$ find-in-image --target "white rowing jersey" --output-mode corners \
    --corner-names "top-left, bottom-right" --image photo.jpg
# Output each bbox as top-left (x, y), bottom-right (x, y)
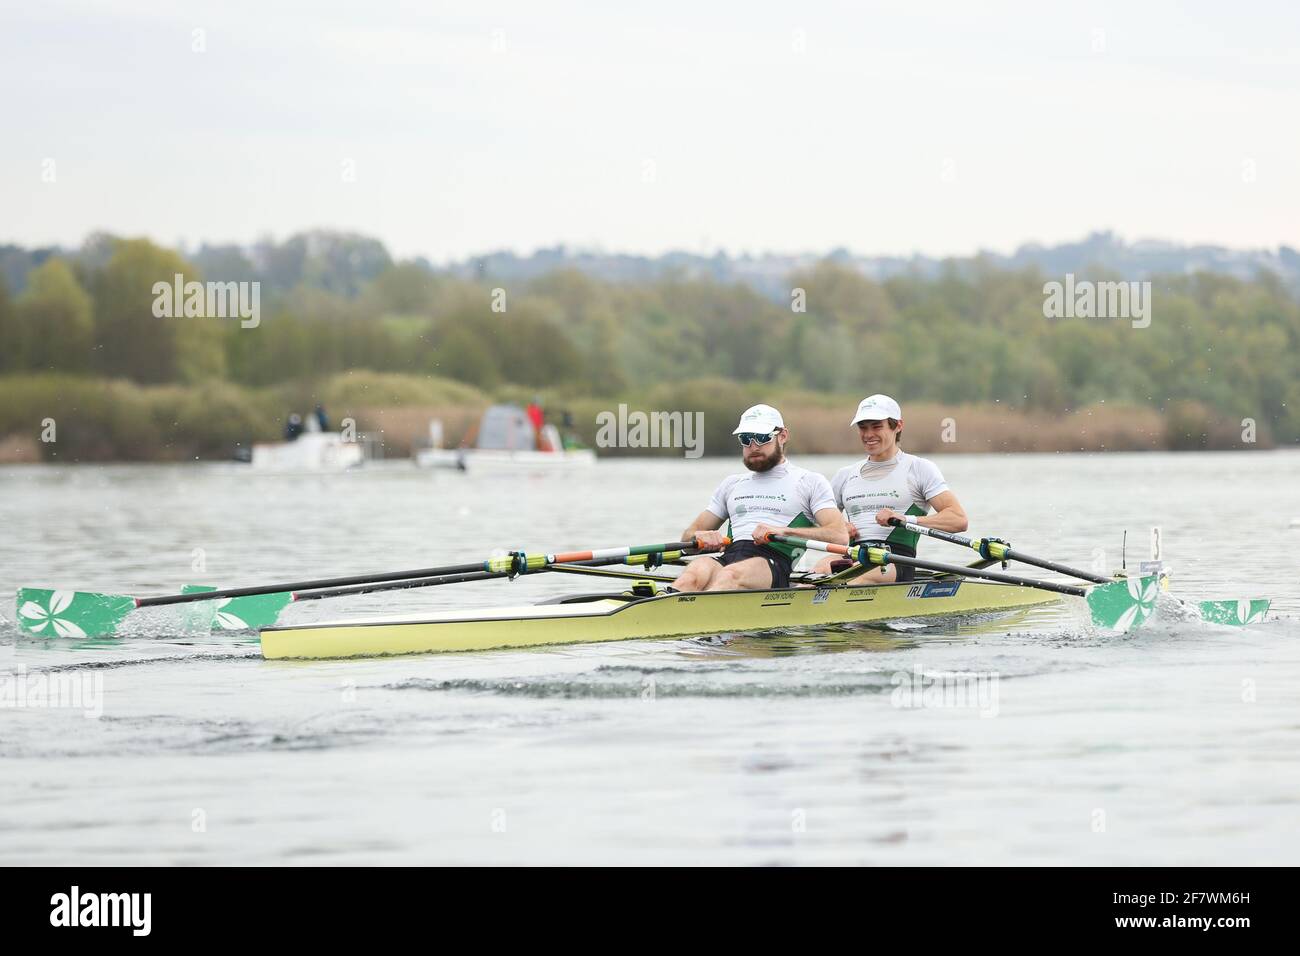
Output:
top-left (705, 461), bottom-right (837, 561)
top-left (830, 450), bottom-right (948, 549)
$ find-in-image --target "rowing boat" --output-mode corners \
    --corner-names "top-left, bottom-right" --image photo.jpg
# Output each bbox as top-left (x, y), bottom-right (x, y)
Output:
top-left (259, 576), bottom-right (1081, 659)
top-left (416, 405), bottom-right (596, 472)
top-left (16, 531), bottom-right (1270, 657)
top-left (249, 431), bottom-right (365, 472)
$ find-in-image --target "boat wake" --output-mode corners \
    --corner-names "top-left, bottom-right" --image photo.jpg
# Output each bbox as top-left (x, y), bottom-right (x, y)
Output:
top-left (382, 673), bottom-right (903, 699)
top-left (375, 647), bottom-right (1064, 699)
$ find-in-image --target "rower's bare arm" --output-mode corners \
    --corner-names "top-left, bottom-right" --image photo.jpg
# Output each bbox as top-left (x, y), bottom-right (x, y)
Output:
top-left (917, 491), bottom-right (968, 533)
top-left (756, 509), bottom-right (849, 546)
top-left (682, 510), bottom-right (725, 549)
top-left (813, 508), bottom-right (851, 544)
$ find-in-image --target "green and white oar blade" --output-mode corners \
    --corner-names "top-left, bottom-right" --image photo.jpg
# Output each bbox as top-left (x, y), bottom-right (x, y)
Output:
top-left (1085, 574), bottom-right (1162, 632)
top-left (1197, 598), bottom-right (1270, 627)
top-left (180, 585), bottom-right (292, 631)
top-left (15, 588), bottom-right (136, 638)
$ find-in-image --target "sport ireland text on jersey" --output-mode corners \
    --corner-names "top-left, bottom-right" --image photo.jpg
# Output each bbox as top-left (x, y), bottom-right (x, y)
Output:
top-left (705, 462), bottom-right (836, 559)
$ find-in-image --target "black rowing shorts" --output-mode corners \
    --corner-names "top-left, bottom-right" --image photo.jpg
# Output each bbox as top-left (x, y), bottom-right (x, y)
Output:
top-left (716, 540), bottom-right (793, 588)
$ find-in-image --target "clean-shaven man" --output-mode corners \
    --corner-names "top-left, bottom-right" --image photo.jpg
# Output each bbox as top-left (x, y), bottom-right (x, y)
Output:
top-left (816, 394), bottom-right (968, 584)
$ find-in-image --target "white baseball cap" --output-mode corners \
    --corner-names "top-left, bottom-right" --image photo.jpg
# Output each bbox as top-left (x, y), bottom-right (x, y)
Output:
top-left (732, 403), bottom-right (785, 435)
top-left (850, 394), bottom-right (902, 425)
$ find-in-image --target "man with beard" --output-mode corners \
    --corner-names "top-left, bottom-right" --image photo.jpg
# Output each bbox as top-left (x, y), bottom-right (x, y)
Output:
top-left (673, 404), bottom-right (847, 592)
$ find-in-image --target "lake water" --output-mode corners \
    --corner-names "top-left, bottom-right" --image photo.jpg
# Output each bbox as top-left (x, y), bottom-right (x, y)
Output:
top-left (2, 451), bottom-right (1297, 864)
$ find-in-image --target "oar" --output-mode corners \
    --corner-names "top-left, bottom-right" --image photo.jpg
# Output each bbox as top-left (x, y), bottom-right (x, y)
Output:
top-left (888, 520), bottom-right (1271, 625)
top-left (547, 565), bottom-right (679, 583)
top-left (294, 549), bottom-right (693, 601)
top-left (766, 534), bottom-right (1159, 632)
top-left (886, 518), bottom-right (1110, 583)
top-left (294, 570), bottom-right (506, 602)
top-left (14, 539), bottom-right (716, 638)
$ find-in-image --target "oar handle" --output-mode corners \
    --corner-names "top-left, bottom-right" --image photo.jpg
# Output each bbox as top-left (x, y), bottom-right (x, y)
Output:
top-left (886, 517), bottom-right (1010, 560)
top-left (767, 535), bottom-right (1087, 597)
top-left (886, 517), bottom-right (976, 549)
top-left (886, 518), bottom-right (1111, 585)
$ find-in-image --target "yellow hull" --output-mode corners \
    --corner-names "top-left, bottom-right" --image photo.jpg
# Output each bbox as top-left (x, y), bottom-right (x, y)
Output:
top-left (260, 579), bottom-right (1062, 660)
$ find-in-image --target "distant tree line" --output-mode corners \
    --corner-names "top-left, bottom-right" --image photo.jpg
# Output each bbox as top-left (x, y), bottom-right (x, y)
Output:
top-left (1, 233), bottom-right (1297, 442)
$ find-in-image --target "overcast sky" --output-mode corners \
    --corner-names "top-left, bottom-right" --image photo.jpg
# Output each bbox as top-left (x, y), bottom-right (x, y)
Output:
top-left (4, 0), bottom-right (1298, 262)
